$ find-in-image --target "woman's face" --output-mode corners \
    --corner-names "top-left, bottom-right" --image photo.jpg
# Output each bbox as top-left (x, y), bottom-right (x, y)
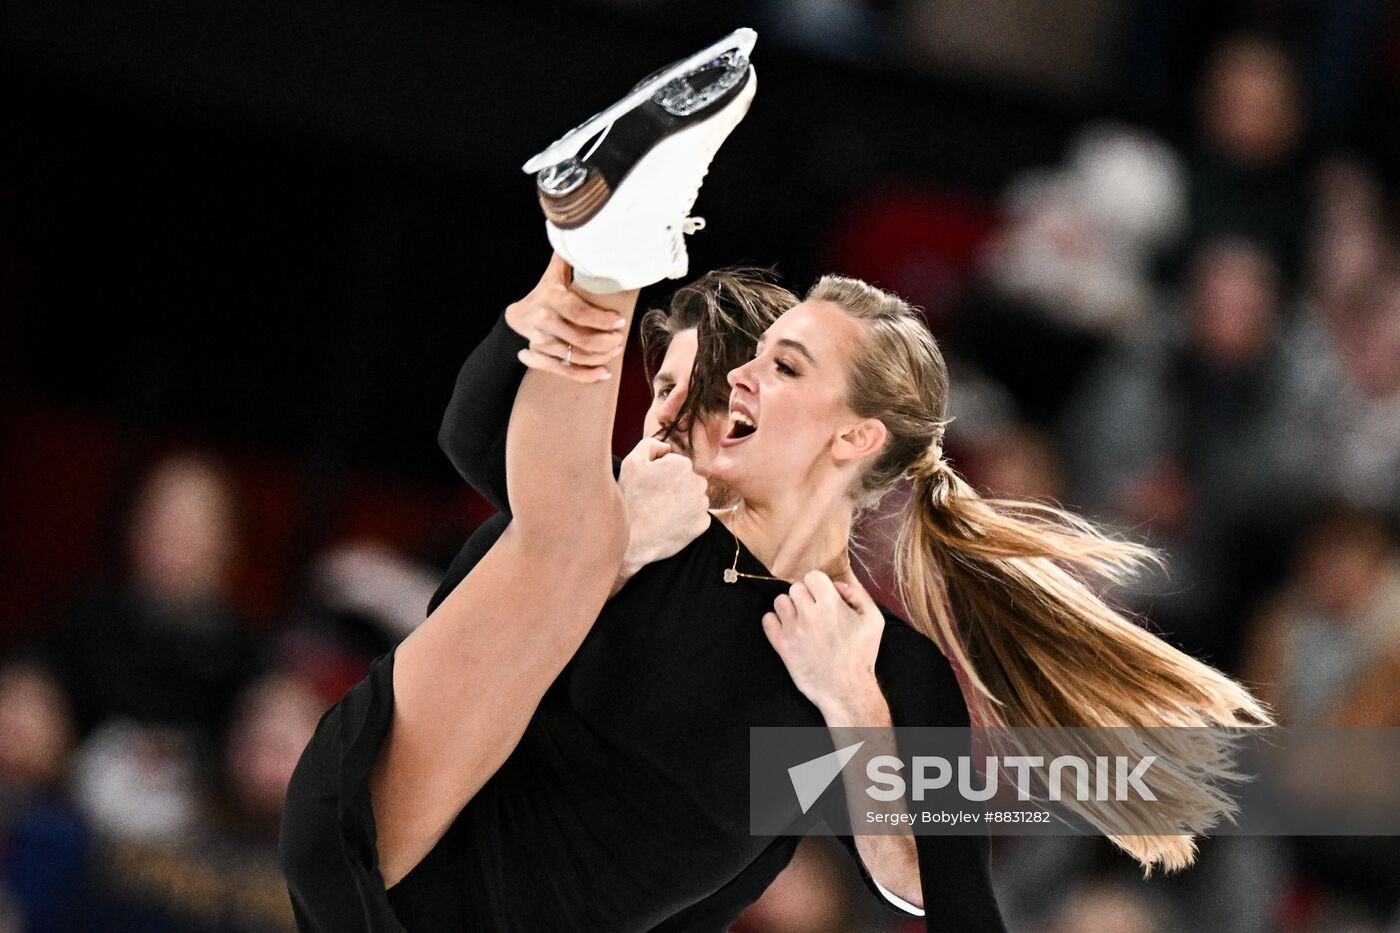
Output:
top-left (642, 328), bottom-right (728, 477)
top-left (708, 300), bottom-right (872, 496)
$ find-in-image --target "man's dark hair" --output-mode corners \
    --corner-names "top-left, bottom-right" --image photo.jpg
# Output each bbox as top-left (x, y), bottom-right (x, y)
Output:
top-left (639, 268), bottom-right (797, 444)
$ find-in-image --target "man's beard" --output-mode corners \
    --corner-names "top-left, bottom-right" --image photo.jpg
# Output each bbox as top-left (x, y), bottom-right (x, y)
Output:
top-left (656, 421), bottom-right (734, 507)
top-left (705, 478), bottom-right (737, 510)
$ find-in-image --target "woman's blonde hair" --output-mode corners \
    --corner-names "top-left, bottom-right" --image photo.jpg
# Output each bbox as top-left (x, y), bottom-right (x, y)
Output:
top-left (808, 274), bottom-right (1272, 874)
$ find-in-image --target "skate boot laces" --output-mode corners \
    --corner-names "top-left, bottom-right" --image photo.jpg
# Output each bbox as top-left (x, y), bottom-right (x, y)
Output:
top-left (671, 216), bottom-right (706, 265)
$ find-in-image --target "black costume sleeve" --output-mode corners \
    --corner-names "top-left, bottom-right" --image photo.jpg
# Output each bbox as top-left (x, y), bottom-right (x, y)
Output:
top-left (835, 620), bottom-right (1007, 932)
top-left (279, 649), bottom-right (406, 933)
top-left (438, 312), bottom-right (530, 515)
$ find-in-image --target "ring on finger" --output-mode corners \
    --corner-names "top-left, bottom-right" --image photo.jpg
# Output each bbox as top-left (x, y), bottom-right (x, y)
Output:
top-left (563, 343), bottom-right (573, 366)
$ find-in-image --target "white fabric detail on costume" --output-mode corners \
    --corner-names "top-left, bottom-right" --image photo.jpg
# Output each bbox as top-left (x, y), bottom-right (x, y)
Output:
top-left (872, 875), bottom-right (926, 917)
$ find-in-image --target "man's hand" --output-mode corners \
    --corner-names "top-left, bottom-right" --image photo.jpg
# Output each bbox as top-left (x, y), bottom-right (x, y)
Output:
top-left (762, 572), bottom-right (886, 718)
top-left (612, 438), bottom-right (711, 594)
top-left (508, 252), bottom-right (629, 383)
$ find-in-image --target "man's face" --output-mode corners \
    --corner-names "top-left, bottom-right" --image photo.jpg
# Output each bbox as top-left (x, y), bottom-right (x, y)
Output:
top-left (642, 328), bottom-right (727, 478)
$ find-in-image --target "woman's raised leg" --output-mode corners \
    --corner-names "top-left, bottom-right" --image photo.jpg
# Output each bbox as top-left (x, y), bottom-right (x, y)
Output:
top-left (370, 253), bottom-right (636, 886)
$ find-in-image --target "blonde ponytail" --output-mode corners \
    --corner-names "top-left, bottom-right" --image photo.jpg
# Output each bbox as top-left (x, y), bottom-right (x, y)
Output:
top-left (807, 274), bottom-right (1272, 874)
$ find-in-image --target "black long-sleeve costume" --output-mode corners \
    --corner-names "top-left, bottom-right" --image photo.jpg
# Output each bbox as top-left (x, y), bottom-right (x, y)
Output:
top-left (279, 313), bottom-right (1006, 932)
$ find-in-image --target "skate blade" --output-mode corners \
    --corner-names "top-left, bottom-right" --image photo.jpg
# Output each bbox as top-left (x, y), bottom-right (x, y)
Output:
top-left (521, 27), bottom-right (757, 175)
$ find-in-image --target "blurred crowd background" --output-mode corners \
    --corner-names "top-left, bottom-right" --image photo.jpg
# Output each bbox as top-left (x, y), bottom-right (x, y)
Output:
top-left (4, 0), bottom-right (1400, 930)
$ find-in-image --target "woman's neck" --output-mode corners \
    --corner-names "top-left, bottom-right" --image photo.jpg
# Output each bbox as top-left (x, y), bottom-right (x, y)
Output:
top-left (723, 492), bottom-right (856, 585)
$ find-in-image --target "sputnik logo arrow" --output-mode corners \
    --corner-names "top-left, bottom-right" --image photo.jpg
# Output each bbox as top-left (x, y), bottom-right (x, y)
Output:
top-left (788, 741), bottom-right (865, 814)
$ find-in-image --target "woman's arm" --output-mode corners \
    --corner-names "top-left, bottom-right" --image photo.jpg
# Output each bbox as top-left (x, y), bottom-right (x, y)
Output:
top-left (821, 683), bottom-right (924, 911)
top-left (762, 574), bottom-right (923, 907)
top-left (763, 573), bottom-right (1007, 931)
top-left (866, 622), bottom-right (1007, 932)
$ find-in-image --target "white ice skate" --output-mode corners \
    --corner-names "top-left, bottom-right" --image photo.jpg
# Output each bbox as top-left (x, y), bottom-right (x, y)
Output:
top-left (522, 28), bottom-right (758, 293)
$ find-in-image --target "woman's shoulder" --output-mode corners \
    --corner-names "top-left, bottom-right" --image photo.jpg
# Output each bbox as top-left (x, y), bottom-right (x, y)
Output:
top-left (871, 602), bottom-right (929, 645)
top-left (870, 602), bottom-right (970, 726)
top-left (872, 605), bottom-right (941, 662)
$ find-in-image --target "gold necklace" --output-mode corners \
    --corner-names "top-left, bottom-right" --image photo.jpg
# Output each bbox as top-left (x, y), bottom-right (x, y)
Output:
top-left (722, 505), bottom-right (786, 583)
top-left (720, 504), bottom-right (852, 585)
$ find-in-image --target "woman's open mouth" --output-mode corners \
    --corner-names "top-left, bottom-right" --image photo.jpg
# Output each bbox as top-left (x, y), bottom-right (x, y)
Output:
top-left (721, 406), bottom-right (757, 446)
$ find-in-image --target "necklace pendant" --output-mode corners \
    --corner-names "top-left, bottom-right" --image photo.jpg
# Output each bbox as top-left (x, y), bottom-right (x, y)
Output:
top-left (723, 568), bottom-right (739, 584)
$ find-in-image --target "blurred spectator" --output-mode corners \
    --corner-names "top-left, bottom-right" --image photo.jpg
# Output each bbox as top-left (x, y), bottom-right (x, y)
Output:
top-left (996, 832), bottom-right (1286, 933)
top-left (70, 720), bottom-right (201, 843)
top-left (1116, 0), bottom-right (1387, 148)
top-left (1243, 507), bottom-right (1400, 727)
top-left (274, 539), bottom-right (441, 708)
top-left (1241, 508), bottom-right (1400, 926)
top-left (1182, 35), bottom-right (1309, 279)
top-left (70, 671), bottom-right (321, 932)
top-left (1276, 262), bottom-right (1400, 521)
top-left (309, 540), bottom-right (440, 646)
top-left (0, 660), bottom-right (76, 791)
top-left (982, 122), bottom-right (1186, 337)
top-left (43, 453), bottom-right (257, 742)
top-left (900, 0), bottom-right (1121, 101)
top-left (0, 659), bottom-right (90, 932)
top-left (1304, 158), bottom-right (1386, 318)
top-left (1060, 237), bottom-right (1295, 668)
top-left (973, 425), bottom-right (1065, 504)
top-left (969, 122), bottom-right (1186, 425)
top-left (1200, 36), bottom-right (1303, 169)
top-left (218, 670), bottom-right (325, 839)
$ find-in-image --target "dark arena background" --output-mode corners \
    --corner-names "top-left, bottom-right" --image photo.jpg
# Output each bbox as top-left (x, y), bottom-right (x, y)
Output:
top-left (4, 1), bottom-right (1400, 930)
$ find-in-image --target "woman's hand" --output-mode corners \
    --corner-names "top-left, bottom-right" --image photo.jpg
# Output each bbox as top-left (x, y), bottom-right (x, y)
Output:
top-left (762, 572), bottom-right (887, 718)
top-left (508, 252), bottom-right (629, 383)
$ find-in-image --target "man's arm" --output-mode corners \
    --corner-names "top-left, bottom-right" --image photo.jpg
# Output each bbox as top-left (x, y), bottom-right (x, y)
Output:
top-left (438, 313), bottom-right (530, 515)
top-left (439, 280), bottom-right (625, 513)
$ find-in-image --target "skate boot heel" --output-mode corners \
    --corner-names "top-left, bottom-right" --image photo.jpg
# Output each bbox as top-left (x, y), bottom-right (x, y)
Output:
top-left (537, 160), bottom-right (611, 230)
